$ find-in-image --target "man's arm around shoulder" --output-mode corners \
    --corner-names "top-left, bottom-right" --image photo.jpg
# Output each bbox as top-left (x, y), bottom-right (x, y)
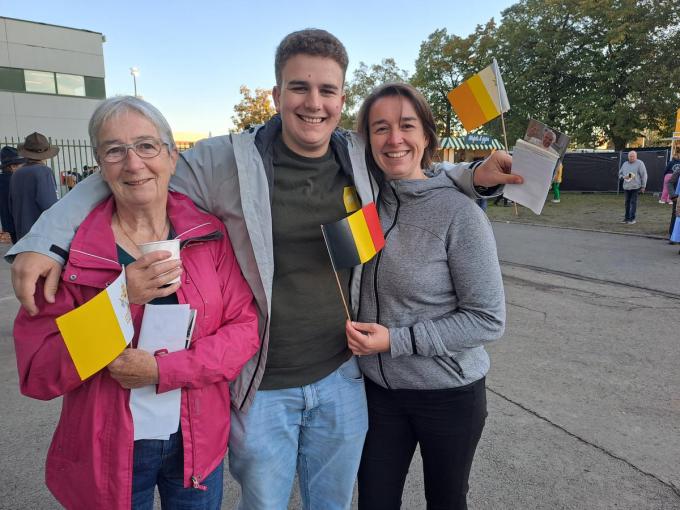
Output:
top-left (8, 173), bottom-right (111, 315)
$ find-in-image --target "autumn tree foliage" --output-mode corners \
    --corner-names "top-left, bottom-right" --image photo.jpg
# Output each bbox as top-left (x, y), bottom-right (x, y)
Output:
top-left (231, 85), bottom-right (276, 131)
top-left (341, 58), bottom-right (410, 129)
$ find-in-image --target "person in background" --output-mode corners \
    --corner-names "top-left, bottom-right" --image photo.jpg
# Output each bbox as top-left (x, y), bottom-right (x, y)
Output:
top-left (618, 150), bottom-right (647, 225)
top-left (666, 158), bottom-right (680, 245)
top-left (0, 146), bottom-right (25, 243)
top-left (551, 162), bottom-right (563, 203)
top-left (348, 83), bottom-right (505, 510)
top-left (10, 132), bottom-right (58, 241)
top-left (660, 148), bottom-right (680, 205)
top-left (13, 96), bottom-right (259, 509)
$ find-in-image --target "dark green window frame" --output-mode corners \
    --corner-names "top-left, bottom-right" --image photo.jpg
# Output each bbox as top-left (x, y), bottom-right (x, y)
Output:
top-left (0, 66), bottom-right (105, 99)
top-left (84, 76), bottom-right (106, 99)
top-left (0, 67), bottom-right (25, 92)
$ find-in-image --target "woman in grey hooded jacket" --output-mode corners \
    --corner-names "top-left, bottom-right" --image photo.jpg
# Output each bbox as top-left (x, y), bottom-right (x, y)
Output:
top-left (346, 83), bottom-right (506, 510)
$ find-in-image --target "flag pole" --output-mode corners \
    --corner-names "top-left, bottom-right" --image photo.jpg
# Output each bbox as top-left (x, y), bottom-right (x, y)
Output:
top-left (493, 58), bottom-right (510, 153)
top-left (493, 58), bottom-right (517, 216)
top-left (320, 225), bottom-right (352, 322)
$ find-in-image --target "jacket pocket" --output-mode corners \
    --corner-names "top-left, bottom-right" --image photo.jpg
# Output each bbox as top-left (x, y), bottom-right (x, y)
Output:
top-left (436, 356), bottom-right (465, 379)
top-left (337, 357), bottom-right (364, 383)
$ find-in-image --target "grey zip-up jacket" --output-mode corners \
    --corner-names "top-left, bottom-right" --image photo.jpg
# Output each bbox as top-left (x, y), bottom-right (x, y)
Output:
top-left (357, 169), bottom-right (506, 390)
top-left (7, 116), bottom-right (486, 410)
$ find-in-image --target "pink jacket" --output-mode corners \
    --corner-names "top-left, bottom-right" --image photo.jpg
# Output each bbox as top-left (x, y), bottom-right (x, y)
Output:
top-left (14, 192), bottom-right (259, 510)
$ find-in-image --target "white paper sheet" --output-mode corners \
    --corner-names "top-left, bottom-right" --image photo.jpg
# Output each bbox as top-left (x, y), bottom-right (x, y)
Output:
top-left (129, 304), bottom-right (193, 441)
top-left (502, 139), bottom-right (559, 215)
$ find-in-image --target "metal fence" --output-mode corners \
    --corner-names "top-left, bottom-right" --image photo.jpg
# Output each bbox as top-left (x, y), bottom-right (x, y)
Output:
top-left (1, 136), bottom-right (195, 198)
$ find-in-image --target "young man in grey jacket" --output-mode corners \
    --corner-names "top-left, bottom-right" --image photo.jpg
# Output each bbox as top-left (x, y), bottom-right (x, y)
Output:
top-left (7, 29), bottom-right (520, 509)
top-left (618, 150), bottom-right (647, 224)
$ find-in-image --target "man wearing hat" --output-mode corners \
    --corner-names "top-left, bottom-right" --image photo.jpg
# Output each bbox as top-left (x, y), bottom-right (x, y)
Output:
top-left (9, 132), bottom-right (58, 241)
top-left (0, 146), bottom-right (25, 243)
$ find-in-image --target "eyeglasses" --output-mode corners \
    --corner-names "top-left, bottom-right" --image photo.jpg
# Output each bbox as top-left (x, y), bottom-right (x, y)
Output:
top-left (98, 138), bottom-right (168, 163)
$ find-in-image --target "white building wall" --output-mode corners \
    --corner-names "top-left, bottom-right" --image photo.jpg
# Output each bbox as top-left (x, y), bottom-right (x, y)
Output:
top-left (0, 17), bottom-right (105, 142)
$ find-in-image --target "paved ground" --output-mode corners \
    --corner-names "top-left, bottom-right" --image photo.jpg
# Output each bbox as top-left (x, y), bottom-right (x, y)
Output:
top-left (0, 222), bottom-right (678, 509)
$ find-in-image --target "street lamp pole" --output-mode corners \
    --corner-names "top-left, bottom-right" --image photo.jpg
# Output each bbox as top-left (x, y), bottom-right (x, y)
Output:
top-left (130, 67), bottom-right (140, 96)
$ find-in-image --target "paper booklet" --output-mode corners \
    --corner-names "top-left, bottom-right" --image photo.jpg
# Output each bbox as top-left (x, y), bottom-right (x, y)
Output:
top-left (502, 119), bottom-right (570, 215)
top-left (129, 303), bottom-right (196, 441)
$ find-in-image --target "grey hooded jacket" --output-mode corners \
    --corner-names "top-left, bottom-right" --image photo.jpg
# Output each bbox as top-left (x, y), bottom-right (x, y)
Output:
top-left (357, 169), bottom-right (506, 390)
top-left (8, 116), bottom-right (486, 410)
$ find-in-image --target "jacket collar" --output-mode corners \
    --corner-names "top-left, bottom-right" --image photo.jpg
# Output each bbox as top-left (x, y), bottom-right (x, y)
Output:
top-left (66, 191), bottom-right (220, 274)
top-left (246, 114), bottom-right (376, 203)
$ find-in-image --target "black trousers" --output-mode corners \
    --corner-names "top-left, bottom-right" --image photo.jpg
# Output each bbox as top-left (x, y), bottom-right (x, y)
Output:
top-left (358, 377), bottom-right (487, 510)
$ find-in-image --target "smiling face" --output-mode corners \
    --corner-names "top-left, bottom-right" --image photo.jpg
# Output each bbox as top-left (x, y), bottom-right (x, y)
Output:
top-left (272, 54), bottom-right (345, 158)
top-left (368, 95), bottom-right (428, 181)
top-left (97, 110), bottom-right (178, 211)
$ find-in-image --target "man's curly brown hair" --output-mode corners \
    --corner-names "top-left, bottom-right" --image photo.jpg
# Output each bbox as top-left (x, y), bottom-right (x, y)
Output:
top-left (275, 29), bottom-right (349, 86)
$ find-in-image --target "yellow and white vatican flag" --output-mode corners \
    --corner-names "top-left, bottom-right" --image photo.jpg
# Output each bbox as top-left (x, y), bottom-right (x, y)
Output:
top-left (56, 268), bottom-right (134, 380)
top-left (447, 59), bottom-right (510, 132)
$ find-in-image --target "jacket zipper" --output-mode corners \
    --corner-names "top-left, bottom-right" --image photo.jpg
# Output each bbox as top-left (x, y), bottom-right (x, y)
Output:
top-left (374, 188), bottom-right (400, 389)
top-left (177, 269), bottom-right (207, 492)
top-left (186, 390), bottom-right (207, 491)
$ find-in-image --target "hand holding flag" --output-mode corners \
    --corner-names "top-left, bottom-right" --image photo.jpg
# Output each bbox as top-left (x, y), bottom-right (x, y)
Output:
top-left (56, 269), bottom-right (134, 380)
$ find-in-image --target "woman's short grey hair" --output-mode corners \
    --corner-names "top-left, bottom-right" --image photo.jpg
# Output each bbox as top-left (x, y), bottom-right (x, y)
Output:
top-left (88, 95), bottom-right (176, 151)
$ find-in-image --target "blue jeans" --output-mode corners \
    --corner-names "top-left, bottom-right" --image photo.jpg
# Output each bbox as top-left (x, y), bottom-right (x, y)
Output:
top-left (132, 430), bottom-right (224, 510)
top-left (624, 189), bottom-right (639, 221)
top-left (229, 356), bottom-right (368, 510)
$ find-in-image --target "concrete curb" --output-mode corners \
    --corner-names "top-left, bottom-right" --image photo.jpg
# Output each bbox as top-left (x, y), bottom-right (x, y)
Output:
top-left (491, 220), bottom-right (668, 241)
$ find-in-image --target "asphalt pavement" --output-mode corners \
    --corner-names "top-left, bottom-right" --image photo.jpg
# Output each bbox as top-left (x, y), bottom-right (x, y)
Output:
top-left (0, 222), bottom-right (678, 509)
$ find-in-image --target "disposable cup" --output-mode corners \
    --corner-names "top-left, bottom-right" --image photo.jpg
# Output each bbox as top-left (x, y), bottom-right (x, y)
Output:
top-left (138, 239), bottom-right (181, 284)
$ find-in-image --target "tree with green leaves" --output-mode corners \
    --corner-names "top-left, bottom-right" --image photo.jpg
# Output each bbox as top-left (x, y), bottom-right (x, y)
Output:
top-left (495, 0), bottom-right (680, 149)
top-left (411, 21), bottom-right (498, 138)
top-left (341, 58), bottom-right (410, 129)
top-left (231, 85), bottom-right (276, 132)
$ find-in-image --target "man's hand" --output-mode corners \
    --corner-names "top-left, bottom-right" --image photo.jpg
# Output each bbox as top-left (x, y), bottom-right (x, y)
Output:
top-left (11, 252), bottom-right (63, 316)
top-left (125, 251), bottom-right (182, 305)
top-left (107, 348), bottom-right (159, 389)
top-left (346, 321), bottom-right (390, 356)
top-left (640, 188), bottom-right (646, 194)
top-left (473, 151), bottom-right (523, 188)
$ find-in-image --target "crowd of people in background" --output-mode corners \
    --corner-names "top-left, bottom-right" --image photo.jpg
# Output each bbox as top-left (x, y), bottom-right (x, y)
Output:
top-left (0, 136), bottom-right (102, 244)
top-left (664, 147), bottom-right (680, 251)
top-left (61, 165), bottom-right (99, 190)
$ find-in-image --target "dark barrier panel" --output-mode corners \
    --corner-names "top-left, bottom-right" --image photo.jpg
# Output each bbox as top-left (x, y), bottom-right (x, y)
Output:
top-left (562, 152), bottom-right (620, 192)
top-left (631, 150), bottom-right (669, 193)
top-left (561, 150), bottom-right (669, 192)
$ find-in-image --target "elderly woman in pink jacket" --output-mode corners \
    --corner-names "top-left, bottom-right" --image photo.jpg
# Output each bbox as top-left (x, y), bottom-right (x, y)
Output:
top-left (13, 96), bottom-right (259, 510)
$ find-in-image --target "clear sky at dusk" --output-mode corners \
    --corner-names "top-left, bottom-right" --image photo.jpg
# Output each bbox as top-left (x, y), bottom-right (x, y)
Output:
top-left (1, 0), bottom-right (515, 136)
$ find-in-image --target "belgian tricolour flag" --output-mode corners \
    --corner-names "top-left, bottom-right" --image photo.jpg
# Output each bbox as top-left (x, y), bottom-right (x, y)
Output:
top-left (321, 202), bottom-right (385, 270)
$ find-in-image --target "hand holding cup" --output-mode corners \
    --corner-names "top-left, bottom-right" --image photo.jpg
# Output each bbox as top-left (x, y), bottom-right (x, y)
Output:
top-left (126, 240), bottom-right (182, 304)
